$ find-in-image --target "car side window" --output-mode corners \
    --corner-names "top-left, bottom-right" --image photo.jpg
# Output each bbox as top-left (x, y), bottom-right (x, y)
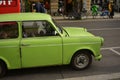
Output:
top-left (0, 22), bottom-right (18, 39)
top-left (22, 21), bottom-right (57, 38)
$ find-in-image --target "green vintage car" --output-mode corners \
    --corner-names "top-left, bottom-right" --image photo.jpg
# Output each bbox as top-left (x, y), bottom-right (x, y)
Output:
top-left (0, 13), bottom-right (104, 77)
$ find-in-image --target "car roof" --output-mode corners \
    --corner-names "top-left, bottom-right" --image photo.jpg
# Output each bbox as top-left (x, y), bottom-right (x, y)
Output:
top-left (0, 13), bottom-right (52, 22)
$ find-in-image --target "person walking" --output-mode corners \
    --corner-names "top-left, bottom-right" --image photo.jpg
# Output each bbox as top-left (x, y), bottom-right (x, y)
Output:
top-left (45, 1), bottom-right (50, 13)
top-left (35, 0), bottom-right (46, 13)
top-left (91, 4), bottom-right (99, 18)
top-left (108, 1), bottom-right (114, 18)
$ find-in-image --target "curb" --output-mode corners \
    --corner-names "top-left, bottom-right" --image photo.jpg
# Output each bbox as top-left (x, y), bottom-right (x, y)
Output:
top-left (53, 17), bottom-right (120, 22)
top-left (53, 13), bottom-right (120, 22)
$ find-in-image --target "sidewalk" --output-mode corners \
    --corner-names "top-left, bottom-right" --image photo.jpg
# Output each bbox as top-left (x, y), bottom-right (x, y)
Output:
top-left (53, 12), bottom-right (120, 21)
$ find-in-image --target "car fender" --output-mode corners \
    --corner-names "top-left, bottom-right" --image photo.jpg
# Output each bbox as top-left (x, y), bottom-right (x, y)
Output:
top-left (0, 56), bottom-right (10, 69)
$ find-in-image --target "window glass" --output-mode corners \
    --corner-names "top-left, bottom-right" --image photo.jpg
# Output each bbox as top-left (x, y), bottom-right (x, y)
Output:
top-left (0, 22), bottom-right (18, 39)
top-left (22, 21), bottom-right (57, 38)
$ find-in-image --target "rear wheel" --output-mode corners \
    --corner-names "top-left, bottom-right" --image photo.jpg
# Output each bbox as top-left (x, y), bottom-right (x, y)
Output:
top-left (0, 61), bottom-right (7, 77)
top-left (71, 51), bottom-right (92, 70)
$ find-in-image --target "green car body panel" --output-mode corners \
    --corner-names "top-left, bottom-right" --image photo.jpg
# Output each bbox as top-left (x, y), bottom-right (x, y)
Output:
top-left (0, 13), bottom-right (104, 70)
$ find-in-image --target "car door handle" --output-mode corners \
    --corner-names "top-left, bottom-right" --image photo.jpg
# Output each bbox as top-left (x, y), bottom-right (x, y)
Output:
top-left (21, 44), bottom-right (30, 46)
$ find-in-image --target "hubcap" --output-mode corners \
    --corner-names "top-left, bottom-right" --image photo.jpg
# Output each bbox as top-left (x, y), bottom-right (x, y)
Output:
top-left (75, 54), bottom-right (89, 68)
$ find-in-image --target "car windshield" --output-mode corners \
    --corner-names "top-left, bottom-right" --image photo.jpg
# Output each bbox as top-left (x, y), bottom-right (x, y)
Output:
top-left (52, 19), bottom-right (63, 34)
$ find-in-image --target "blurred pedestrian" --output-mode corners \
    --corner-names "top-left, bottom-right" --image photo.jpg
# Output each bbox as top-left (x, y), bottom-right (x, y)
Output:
top-left (35, 0), bottom-right (46, 13)
top-left (108, 1), bottom-right (114, 18)
top-left (45, 1), bottom-right (50, 13)
top-left (91, 4), bottom-right (99, 16)
top-left (66, 0), bottom-right (73, 15)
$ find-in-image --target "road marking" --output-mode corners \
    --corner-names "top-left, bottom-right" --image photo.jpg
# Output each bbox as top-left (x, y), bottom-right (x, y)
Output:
top-left (58, 72), bottom-right (120, 80)
top-left (101, 47), bottom-right (120, 50)
top-left (88, 28), bottom-right (120, 31)
top-left (101, 47), bottom-right (120, 56)
top-left (110, 48), bottom-right (120, 56)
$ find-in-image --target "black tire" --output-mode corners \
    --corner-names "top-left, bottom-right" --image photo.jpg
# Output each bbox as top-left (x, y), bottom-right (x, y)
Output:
top-left (0, 61), bottom-right (7, 78)
top-left (71, 51), bottom-right (92, 70)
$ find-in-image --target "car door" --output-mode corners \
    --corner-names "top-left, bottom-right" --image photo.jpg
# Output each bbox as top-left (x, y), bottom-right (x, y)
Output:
top-left (0, 22), bottom-right (21, 69)
top-left (21, 21), bottom-right (62, 68)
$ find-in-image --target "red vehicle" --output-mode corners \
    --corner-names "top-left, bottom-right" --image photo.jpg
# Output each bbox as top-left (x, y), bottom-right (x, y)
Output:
top-left (0, 0), bottom-right (20, 14)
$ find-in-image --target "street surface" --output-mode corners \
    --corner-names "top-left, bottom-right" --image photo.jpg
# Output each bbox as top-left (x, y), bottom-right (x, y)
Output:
top-left (1, 19), bottom-right (120, 80)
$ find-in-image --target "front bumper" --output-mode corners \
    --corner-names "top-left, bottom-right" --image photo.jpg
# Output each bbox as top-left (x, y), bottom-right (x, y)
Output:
top-left (95, 54), bottom-right (102, 61)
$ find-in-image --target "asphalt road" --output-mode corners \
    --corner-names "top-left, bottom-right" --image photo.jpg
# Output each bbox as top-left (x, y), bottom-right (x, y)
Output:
top-left (1, 19), bottom-right (120, 80)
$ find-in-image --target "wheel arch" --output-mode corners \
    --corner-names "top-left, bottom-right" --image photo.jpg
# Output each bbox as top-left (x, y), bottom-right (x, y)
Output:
top-left (70, 49), bottom-right (94, 64)
top-left (0, 57), bottom-right (10, 69)
top-left (0, 59), bottom-right (7, 68)
top-left (0, 58), bottom-right (9, 77)
top-left (74, 49), bottom-right (94, 56)
top-left (70, 49), bottom-right (93, 70)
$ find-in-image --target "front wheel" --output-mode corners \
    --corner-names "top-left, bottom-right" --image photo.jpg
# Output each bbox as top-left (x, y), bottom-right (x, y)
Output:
top-left (71, 51), bottom-right (92, 70)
